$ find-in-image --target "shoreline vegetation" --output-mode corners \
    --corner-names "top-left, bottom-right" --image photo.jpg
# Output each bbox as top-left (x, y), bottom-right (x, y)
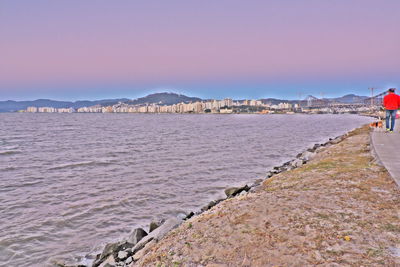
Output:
top-left (61, 125), bottom-right (400, 267)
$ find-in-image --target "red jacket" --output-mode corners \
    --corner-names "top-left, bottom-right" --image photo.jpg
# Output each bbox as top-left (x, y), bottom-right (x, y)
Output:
top-left (383, 93), bottom-right (400, 110)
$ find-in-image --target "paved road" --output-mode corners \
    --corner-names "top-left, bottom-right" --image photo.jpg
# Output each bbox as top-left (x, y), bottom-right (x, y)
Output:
top-left (371, 120), bottom-right (400, 187)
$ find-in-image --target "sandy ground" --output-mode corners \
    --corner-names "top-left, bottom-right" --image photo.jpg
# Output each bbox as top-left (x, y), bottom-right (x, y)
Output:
top-left (132, 127), bottom-right (400, 267)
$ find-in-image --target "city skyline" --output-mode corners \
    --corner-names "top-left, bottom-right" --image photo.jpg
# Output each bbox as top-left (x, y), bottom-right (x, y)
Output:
top-left (1, 0), bottom-right (399, 100)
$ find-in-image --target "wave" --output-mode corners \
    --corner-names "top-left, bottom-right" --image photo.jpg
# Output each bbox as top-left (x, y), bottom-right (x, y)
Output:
top-left (48, 160), bottom-right (115, 170)
top-left (0, 150), bottom-right (20, 156)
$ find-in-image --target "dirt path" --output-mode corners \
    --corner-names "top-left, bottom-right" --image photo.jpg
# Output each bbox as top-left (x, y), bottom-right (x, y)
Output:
top-left (133, 127), bottom-right (400, 267)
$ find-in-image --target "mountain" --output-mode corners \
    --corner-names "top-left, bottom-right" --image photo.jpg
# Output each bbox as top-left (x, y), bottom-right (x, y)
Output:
top-left (260, 94), bottom-right (369, 106)
top-left (260, 98), bottom-right (297, 105)
top-left (330, 94), bottom-right (368, 104)
top-left (0, 98), bottom-right (129, 112)
top-left (0, 92), bottom-right (200, 112)
top-left (125, 92), bottom-right (202, 106)
top-left (0, 92), bottom-right (370, 112)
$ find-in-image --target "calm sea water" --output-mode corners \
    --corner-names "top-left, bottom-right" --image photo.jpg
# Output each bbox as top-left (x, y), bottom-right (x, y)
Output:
top-left (0, 113), bottom-right (373, 266)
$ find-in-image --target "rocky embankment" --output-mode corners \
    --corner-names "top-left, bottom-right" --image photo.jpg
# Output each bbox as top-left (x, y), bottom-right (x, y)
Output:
top-left (61, 126), bottom-right (400, 266)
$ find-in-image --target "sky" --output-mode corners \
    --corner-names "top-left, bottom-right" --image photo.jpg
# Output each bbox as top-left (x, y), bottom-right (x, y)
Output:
top-left (0, 0), bottom-right (399, 101)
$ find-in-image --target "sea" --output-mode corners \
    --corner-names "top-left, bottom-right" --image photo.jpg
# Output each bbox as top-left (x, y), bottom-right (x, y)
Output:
top-left (0, 113), bottom-right (374, 266)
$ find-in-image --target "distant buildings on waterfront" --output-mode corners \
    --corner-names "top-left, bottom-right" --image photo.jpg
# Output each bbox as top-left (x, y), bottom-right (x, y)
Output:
top-left (26, 106), bottom-right (75, 113)
top-left (24, 98), bottom-right (373, 114)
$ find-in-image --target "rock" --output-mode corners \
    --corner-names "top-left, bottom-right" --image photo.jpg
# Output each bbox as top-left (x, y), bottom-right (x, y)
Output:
top-left (201, 200), bottom-right (216, 211)
top-left (239, 190), bottom-right (247, 196)
top-left (330, 137), bottom-right (342, 144)
top-left (313, 143), bottom-right (321, 150)
top-left (225, 187), bottom-right (240, 197)
top-left (301, 151), bottom-right (316, 161)
top-left (291, 159), bottom-right (304, 168)
top-left (149, 219), bottom-right (165, 232)
top-left (250, 179), bottom-right (263, 188)
top-left (125, 256), bottom-right (133, 264)
top-left (132, 217), bottom-right (182, 254)
top-left (265, 171), bottom-right (273, 178)
top-left (282, 161), bottom-right (291, 167)
top-left (177, 212), bottom-right (187, 220)
top-left (184, 211), bottom-right (195, 220)
top-left (224, 185), bottom-right (250, 198)
top-left (93, 241), bottom-right (134, 267)
top-left (117, 251), bottom-right (128, 260)
top-left (271, 168), bottom-right (281, 174)
top-left (127, 228), bottom-right (147, 245)
top-left (254, 178), bottom-right (263, 184)
top-left (287, 165), bottom-right (294, 171)
top-left (98, 255), bottom-right (116, 267)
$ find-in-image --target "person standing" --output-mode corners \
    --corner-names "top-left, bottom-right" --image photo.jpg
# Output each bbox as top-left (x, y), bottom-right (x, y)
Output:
top-left (383, 88), bottom-right (400, 132)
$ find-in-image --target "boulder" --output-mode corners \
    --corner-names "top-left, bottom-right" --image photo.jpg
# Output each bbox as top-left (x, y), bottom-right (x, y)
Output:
top-left (117, 251), bottom-right (128, 261)
top-left (127, 228), bottom-right (148, 245)
top-left (125, 257), bottom-right (133, 265)
top-left (184, 211), bottom-right (195, 220)
top-left (132, 217), bottom-right (182, 254)
top-left (149, 219), bottom-right (165, 232)
top-left (224, 185), bottom-right (250, 198)
top-left (225, 187), bottom-right (240, 197)
top-left (93, 241), bottom-right (134, 267)
top-left (177, 213), bottom-right (187, 220)
top-left (98, 255), bottom-right (116, 267)
top-left (201, 200), bottom-right (216, 212)
top-left (271, 168), bottom-right (281, 174)
top-left (265, 171), bottom-right (273, 178)
top-left (238, 190), bottom-right (247, 196)
top-left (251, 179), bottom-right (264, 187)
top-left (291, 159), bottom-right (304, 168)
top-left (330, 138), bottom-right (342, 144)
top-left (312, 143), bottom-right (321, 150)
top-left (301, 151), bottom-right (316, 161)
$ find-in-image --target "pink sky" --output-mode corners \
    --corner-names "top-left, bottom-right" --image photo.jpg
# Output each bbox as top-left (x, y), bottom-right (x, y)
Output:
top-left (0, 0), bottom-right (399, 99)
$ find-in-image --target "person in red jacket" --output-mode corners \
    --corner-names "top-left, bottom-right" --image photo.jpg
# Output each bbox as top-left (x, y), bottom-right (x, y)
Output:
top-left (383, 88), bottom-right (400, 132)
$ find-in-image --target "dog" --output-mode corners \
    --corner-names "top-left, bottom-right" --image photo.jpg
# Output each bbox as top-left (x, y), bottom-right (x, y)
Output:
top-left (370, 120), bottom-right (384, 131)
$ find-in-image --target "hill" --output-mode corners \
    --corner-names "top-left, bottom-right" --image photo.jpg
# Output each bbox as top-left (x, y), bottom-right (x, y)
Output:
top-left (125, 92), bottom-right (202, 106)
top-left (0, 98), bottom-right (129, 112)
top-left (0, 92), bottom-right (369, 112)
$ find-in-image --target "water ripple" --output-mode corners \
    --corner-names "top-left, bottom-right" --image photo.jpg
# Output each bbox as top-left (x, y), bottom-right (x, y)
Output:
top-left (0, 113), bottom-right (374, 266)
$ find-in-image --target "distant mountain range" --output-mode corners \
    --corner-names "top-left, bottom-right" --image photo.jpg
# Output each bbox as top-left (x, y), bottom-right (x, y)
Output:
top-left (260, 94), bottom-right (368, 105)
top-left (0, 98), bottom-right (129, 112)
top-left (125, 92), bottom-right (201, 106)
top-left (0, 92), bottom-right (369, 112)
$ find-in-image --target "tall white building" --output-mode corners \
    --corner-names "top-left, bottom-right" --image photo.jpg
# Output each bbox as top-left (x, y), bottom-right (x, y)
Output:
top-left (27, 107), bottom-right (38, 113)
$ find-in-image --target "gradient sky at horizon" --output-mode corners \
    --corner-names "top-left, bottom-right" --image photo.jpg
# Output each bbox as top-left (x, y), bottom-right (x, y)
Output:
top-left (1, 0), bottom-right (399, 101)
